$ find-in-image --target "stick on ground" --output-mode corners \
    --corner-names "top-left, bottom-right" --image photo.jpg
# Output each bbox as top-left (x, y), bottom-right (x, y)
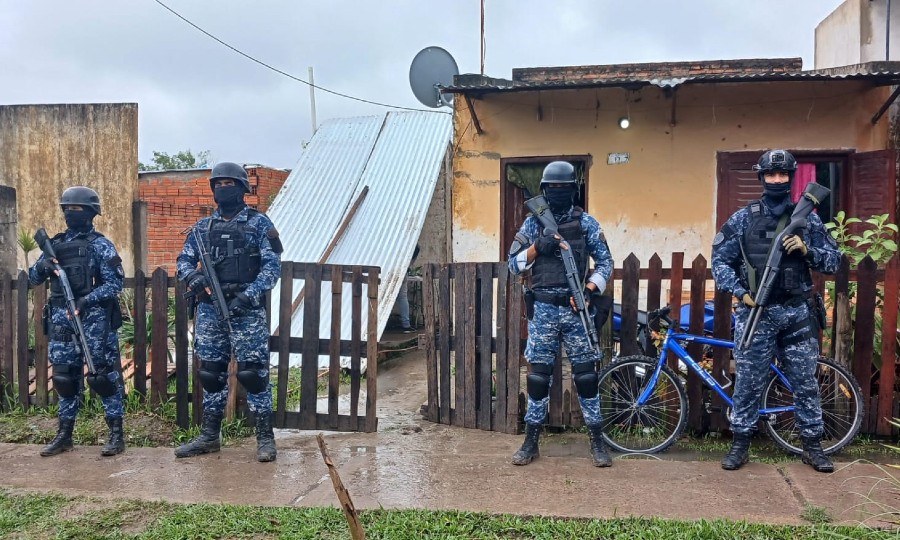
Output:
top-left (316, 432), bottom-right (366, 540)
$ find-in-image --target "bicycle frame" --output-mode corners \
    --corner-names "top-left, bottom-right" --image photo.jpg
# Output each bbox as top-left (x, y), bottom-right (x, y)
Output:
top-left (638, 324), bottom-right (796, 417)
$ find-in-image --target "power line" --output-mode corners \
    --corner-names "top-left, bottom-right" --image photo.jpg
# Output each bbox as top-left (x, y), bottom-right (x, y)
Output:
top-left (152, 0), bottom-right (446, 113)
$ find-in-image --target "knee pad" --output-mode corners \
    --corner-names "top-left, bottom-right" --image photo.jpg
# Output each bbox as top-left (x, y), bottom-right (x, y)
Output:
top-left (236, 361), bottom-right (269, 394)
top-left (52, 363), bottom-right (81, 399)
top-left (86, 367), bottom-right (119, 398)
top-left (199, 360), bottom-right (229, 393)
top-left (526, 363), bottom-right (553, 401)
top-left (572, 362), bottom-right (599, 399)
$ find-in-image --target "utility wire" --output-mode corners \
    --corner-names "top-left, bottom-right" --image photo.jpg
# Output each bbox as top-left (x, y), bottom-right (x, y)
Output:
top-left (153, 0), bottom-right (446, 113)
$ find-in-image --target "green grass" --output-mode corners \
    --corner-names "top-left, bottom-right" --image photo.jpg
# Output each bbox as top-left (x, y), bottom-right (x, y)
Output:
top-left (801, 503), bottom-right (834, 524)
top-left (0, 490), bottom-right (895, 540)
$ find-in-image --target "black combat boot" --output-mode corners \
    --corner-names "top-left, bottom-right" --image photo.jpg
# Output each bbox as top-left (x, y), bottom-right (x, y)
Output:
top-left (174, 413), bottom-right (222, 458)
top-left (721, 432), bottom-right (752, 470)
top-left (801, 436), bottom-right (834, 473)
top-left (40, 418), bottom-right (75, 457)
top-left (255, 412), bottom-right (277, 463)
top-left (100, 416), bottom-right (126, 456)
top-left (587, 424), bottom-right (613, 467)
top-left (511, 423), bottom-right (542, 466)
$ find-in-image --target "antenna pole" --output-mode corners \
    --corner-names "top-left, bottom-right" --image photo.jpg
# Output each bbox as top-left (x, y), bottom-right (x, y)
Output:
top-left (480, 0), bottom-right (485, 75)
top-left (309, 66), bottom-right (318, 134)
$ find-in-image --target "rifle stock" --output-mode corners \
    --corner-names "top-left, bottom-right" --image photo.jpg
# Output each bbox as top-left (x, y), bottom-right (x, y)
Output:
top-left (524, 195), bottom-right (601, 353)
top-left (738, 182), bottom-right (830, 349)
top-left (33, 228), bottom-right (98, 375)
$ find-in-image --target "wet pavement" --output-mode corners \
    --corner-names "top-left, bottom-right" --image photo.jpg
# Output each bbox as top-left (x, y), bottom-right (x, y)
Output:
top-left (1, 349), bottom-right (898, 528)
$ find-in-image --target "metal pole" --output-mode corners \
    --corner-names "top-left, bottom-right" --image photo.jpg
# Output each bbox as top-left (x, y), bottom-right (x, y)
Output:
top-left (888, 0), bottom-right (892, 61)
top-left (308, 66), bottom-right (317, 135)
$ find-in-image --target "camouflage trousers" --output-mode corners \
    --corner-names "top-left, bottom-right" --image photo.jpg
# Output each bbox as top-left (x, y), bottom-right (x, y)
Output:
top-left (732, 301), bottom-right (823, 438)
top-left (51, 321), bottom-right (124, 421)
top-left (524, 299), bottom-right (602, 426)
top-left (194, 302), bottom-right (273, 416)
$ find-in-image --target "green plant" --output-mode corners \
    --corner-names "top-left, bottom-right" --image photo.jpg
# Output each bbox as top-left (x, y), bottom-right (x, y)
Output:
top-left (16, 227), bottom-right (38, 269)
top-left (800, 503), bottom-right (833, 524)
top-left (824, 212), bottom-right (899, 369)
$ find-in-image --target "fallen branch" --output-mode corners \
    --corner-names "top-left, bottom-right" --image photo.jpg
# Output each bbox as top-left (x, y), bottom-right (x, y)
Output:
top-left (316, 433), bottom-right (366, 540)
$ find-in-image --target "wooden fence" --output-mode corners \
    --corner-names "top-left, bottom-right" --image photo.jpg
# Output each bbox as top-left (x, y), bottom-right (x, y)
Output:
top-left (422, 253), bottom-right (900, 437)
top-left (0, 262), bottom-right (380, 433)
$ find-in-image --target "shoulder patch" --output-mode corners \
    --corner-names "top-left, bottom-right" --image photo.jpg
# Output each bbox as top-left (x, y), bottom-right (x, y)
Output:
top-left (266, 227), bottom-right (284, 254)
top-left (712, 232), bottom-right (725, 246)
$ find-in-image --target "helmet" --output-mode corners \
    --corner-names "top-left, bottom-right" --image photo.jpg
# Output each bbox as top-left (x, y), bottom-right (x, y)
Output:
top-left (540, 161), bottom-right (578, 187)
top-left (60, 186), bottom-right (102, 215)
top-left (752, 150), bottom-right (797, 182)
top-left (209, 162), bottom-right (250, 192)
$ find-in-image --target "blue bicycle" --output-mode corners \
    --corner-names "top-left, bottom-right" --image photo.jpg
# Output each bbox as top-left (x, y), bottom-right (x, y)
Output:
top-left (598, 306), bottom-right (864, 455)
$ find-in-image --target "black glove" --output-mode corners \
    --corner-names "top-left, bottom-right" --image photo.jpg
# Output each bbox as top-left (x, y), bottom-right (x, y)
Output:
top-left (228, 292), bottom-right (255, 317)
top-left (534, 234), bottom-right (560, 256)
top-left (185, 271), bottom-right (210, 300)
top-left (34, 258), bottom-right (56, 279)
top-left (73, 297), bottom-right (91, 317)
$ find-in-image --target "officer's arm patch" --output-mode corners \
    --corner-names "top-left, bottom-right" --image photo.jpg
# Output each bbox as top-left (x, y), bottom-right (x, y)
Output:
top-left (712, 232), bottom-right (725, 246)
top-left (266, 227), bottom-right (284, 254)
top-left (508, 232), bottom-right (529, 256)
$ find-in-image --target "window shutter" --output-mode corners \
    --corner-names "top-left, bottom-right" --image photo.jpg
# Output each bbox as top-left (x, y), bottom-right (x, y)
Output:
top-left (848, 150), bottom-right (897, 223)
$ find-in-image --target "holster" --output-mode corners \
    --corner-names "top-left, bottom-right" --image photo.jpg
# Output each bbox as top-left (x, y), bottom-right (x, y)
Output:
top-left (810, 292), bottom-right (826, 332)
top-left (592, 293), bottom-right (613, 331)
top-left (524, 287), bottom-right (535, 321)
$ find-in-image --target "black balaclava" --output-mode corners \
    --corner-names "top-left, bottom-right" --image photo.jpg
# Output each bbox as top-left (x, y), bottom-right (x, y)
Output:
top-left (64, 208), bottom-right (95, 233)
top-left (544, 186), bottom-right (576, 216)
top-left (761, 179), bottom-right (792, 216)
top-left (214, 185), bottom-right (246, 217)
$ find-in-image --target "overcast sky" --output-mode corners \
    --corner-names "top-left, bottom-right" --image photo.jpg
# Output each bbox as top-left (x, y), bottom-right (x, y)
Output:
top-left (1, 1), bottom-right (847, 170)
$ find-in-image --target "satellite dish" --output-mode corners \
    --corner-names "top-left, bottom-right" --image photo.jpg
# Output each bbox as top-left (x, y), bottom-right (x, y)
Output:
top-left (409, 46), bottom-right (459, 108)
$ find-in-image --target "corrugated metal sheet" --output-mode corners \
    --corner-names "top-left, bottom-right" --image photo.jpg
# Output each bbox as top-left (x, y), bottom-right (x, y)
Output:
top-left (266, 110), bottom-right (452, 368)
top-left (444, 62), bottom-right (900, 94)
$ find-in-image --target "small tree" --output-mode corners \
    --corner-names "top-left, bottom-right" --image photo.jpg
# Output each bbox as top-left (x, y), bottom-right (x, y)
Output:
top-left (138, 149), bottom-right (211, 172)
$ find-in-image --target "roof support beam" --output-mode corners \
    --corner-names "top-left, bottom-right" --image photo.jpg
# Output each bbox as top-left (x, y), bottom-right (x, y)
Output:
top-left (871, 85), bottom-right (900, 125)
top-left (464, 94), bottom-right (484, 135)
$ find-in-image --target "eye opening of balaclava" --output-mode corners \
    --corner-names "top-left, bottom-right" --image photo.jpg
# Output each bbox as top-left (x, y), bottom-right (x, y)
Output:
top-left (62, 206), bottom-right (96, 232)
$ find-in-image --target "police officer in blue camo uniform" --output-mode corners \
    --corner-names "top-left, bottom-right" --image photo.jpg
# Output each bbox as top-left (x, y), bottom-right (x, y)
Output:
top-left (507, 161), bottom-right (615, 467)
top-left (712, 149), bottom-right (842, 473)
top-left (174, 162), bottom-right (283, 463)
top-left (29, 187), bottom-right (127, 457)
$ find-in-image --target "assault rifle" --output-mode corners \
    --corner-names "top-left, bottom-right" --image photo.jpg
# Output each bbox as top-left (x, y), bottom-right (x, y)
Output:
top-left (33, 228), bottom-right (99, 375)
top-left (185, 226), bottom-right (233, 333)
top-left (524, 195), bottom-right (601, 353)
top-left (738, 182), bottom-right (830, 349)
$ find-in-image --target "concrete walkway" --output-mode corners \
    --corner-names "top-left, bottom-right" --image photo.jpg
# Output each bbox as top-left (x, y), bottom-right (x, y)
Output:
top-left (0, 429), bottom-right (897, 528)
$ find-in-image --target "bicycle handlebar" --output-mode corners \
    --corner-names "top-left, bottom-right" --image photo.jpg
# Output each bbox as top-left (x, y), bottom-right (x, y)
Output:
top-left (647, 306), bottom-right (675, 327)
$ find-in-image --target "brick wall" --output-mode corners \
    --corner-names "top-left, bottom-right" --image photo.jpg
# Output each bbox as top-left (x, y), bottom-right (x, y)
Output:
top-left (512, 58), bottom-right (803, 83)
top-left (139, 166), bottom-right (288, 272)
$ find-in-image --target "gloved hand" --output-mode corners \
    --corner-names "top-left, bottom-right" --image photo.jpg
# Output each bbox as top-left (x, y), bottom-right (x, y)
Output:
top-left (782, 234), bottom-right (808, 256)
top-left (228, 292), bottom-right (255, 317)
top-left (741, 293), bottom-right (757, 308)
top-left (570, 287), bottom-right (594, 311)
top-left (534, 234), bottom-right (561, 256)
top-left (74, 297), bottom-right (90, 316)
top-left (34, 258), bottom-right (57, 279)
top-left (185, 271), bottom-right (210, 300)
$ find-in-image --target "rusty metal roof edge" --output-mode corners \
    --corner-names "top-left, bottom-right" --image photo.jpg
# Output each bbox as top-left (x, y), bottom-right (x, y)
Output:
top-left (444, 61), bottom-right (900, 94)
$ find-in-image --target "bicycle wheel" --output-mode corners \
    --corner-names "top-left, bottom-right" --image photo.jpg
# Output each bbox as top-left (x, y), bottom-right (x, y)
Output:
top-left (762, 357), bottom-right (864, 455)
top-left (597, 355), bottom-right (688, 453)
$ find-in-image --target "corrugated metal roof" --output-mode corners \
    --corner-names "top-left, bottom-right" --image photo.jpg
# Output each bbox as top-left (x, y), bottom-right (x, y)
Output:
top-left (266, 110), bottom-right (452, 368)
top-left (444, 62), bottom-right (900, 94)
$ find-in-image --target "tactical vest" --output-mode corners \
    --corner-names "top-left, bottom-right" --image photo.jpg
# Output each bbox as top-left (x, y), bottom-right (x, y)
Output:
top-left (207, 214), bottom-right (261, 284)
top-left (49, 232), bottom-right (101, 300)
top-left (531, 208), bottom-right (589, 289)
top-left (741, 201), bottom-right (812, 300)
